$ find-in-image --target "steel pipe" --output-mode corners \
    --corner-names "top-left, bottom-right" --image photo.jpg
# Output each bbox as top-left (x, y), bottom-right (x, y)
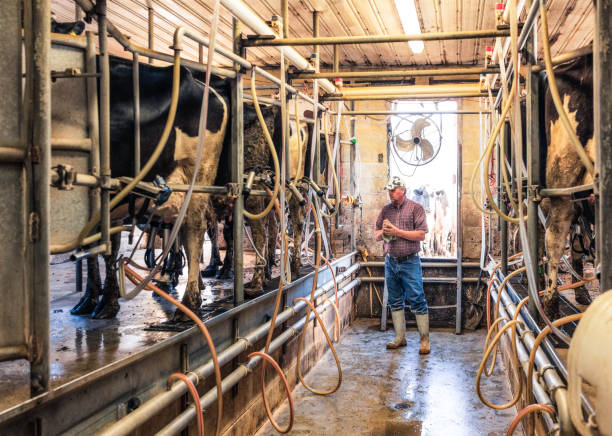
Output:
top-left (97, 0), bottom-right (111, 257)
top-left (174, 27), bottom-right (327, 112)
top-left (292, 66), bottom-right (501, 80)
top-left (324, 93), bottom-right (488, 101)
top-left (539, 183), bottom-right (594, 197)
top-left (331, 83), bottom-right (482, 97)
top-left (85, 30), bottom-right (101, 218)
top-left (243, 29), bottom-right (510, 47)
top-left (50, 32), bottom-right (88, 49)
top-left (156, 276), bottom-right (360, 436)
top-left (31, 0), bottom-right (52, 397)
top-left (219, 0), bottom-right (336, 93)
top-left (97, 264), bottom-right (360, 436)
top-left (341, 110), bottom-right (483, 115)
top-left (51, 137), bottom-right (92, 152)
top-left (0, 146), bottom-right (26, 162)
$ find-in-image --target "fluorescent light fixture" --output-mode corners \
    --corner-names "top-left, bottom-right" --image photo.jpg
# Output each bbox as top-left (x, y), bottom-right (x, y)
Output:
top-left (394, 0), bottom-right (424, 54)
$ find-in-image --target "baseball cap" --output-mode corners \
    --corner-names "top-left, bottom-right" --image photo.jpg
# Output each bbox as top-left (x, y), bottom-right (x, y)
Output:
top-left (385, 176), bottom-right (406, 190)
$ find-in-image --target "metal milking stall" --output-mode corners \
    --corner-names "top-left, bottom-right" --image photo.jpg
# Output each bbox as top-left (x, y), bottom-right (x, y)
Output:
top-left (1, 0), bottom-right (611, 434)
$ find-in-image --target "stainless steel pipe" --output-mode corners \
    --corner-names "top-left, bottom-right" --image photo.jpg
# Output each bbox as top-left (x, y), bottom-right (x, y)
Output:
top-left (97, 263), bottom-right (360, 436)
top-left (243, 29), bottom-right (511, 47)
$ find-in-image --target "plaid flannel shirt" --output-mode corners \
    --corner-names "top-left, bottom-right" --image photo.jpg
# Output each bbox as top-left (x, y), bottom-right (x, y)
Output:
top-left (376, 198), bottom-right (428, 257)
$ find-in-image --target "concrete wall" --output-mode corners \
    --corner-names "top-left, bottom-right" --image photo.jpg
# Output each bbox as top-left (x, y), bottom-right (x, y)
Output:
top-left (330, 100), bottom-right (390, 258)
top-left (459, 98), bottom-right (487, 262)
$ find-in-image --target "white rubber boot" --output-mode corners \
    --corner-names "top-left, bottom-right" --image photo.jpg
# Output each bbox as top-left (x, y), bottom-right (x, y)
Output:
top-left (386, 310), bottom-right (407, 349)
top-left (416, 313), bottom-right (430, 355)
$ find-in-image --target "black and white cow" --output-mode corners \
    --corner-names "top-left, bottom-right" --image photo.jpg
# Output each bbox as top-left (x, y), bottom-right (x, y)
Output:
top-left (540, 53), bottom-right (595, 318)
top-left (72, 56), bottom-right (230, 319)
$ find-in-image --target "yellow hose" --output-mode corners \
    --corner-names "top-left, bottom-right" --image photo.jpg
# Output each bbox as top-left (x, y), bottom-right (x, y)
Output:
top-left (51, 50), bottom-right (183, 254)
top-left (321, 112), bottom-right (341, 219)
top-left (469, 80), bottom-right (519, 221)
top-left (540, 2), bottom-right (594, 177)
top-left (243, 69), bottom-right (281, 220)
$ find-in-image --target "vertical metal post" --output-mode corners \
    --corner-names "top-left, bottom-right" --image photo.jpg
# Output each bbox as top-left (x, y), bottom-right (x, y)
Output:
top-left (501, 121), bottom-right (510, 276)
top-left (31, 0), bottom-right (51, 396)
top-left (456, 142), bottom-right (463, 334)
top-left (313, 11), bottom-right (321, 186)
top-left (350, 100), bottom-right (356, 251)
top-left (132, 52), bottom-right (141, 174)
top-left (86, 31), bottom-right (100, 216)
top-left (232, 18), bottom-right (244, 306)
top-left (84, 31), bottom-right (100, 294)
top-left (147, 2), bottom-right (154, 64)
top-left (279, 0), bottom-right (289, 283)
top-left (526, 18), bottom-right (541, 314)
top-left (97, 0), bottom-right (111, 255)
top-left (595, 0), bottom-right (612, 292)
top-left (333, 44), bottom-right (339, 73)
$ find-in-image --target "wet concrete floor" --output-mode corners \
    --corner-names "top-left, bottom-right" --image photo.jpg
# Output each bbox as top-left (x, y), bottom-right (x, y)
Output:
top-left (0, 232), bottom-right (266, 413)
top-left (256, 318), bottom-right (522, 436)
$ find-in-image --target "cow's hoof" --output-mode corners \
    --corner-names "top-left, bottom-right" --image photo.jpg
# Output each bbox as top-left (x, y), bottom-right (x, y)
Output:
top-left (91, 299), bottom-right (120, 319)
top-left (201, 265), bottom-right (219, 278)
top-left (172, 309), bottom-right (191, 323)
top-left (70, 296), bottom-right (98, 316)
top-left (575, 289), bottom-right (592, 305)
top-left (216, 269), bottom-right (233, 280)
top-left (153, 281), bottom-right (178, 296)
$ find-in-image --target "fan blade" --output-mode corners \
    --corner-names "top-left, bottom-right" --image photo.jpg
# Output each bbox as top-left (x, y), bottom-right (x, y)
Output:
top-left (411, 118), bottom-right (430, 139)
top-left (396, 136), bottom-right (416, 152)
top-left (419, 139), bottom-right (434, 161)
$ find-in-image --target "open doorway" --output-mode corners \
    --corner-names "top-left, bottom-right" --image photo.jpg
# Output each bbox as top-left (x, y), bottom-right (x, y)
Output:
top-left (388, 100), bottom-right (458, 258)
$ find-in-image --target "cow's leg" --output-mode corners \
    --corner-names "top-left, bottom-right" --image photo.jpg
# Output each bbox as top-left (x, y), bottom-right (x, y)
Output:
top-left (265, 212), bottom-right (278, 281)
top-left (216, 217), bottom-right (233, 279)
top-left (544, 198), bottom-right (575, 320)
top-left (71, 255), bottom-right (102, 315)
top-left (202, 221), bottom-right (221, 277)
top-left (245, 217), bottom-right (266, 296)
top-left (570, 233), bottom-right (592, 305)
top-left (92, 232), bottom-right (122, 319)
top-left (289, 198), bottom-right (305, 279)
top-left (174, 211), bottom-right (206, 320)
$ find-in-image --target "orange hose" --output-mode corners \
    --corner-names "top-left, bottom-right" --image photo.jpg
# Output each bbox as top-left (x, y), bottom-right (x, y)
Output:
top-left (506, 404), bottom-right (556, 436)
top-left (475, 319), bottom-right (524, 409)
top-left (123, 265), bottom-right (224, 436)
top-left (487, 252), bottom-right (523, 330)
top-left (249, 351), bottom-right (294, 434)
top-left (167, 373), bottom-right (204, 436)
top-left (294, 297), bottom-right (342, 394)
top-left (526, 313), bottom-right (583, 404)
top-left (257, 234), bottom-right (295, 433)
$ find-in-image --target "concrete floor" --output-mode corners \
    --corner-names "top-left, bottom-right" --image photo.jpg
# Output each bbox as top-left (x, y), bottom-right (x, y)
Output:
top-left (257, 318), bottom-right (522, 436)
top-left (0, 233), bottom-right (262, 412)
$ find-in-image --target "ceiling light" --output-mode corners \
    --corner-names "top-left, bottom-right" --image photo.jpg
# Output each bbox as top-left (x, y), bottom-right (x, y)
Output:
top-left (394, 0), bottom-right (424, 54)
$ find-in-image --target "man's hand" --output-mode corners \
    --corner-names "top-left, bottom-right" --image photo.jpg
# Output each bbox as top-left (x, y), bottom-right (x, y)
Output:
top-left (383, 219), bottom-right (397, 236)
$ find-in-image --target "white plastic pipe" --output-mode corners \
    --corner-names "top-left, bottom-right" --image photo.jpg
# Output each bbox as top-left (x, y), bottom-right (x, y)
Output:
top-left (219, 0), bottom-right (336, 93)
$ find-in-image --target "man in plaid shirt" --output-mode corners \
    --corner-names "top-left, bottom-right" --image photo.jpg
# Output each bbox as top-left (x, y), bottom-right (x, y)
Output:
top-left (376, 176), bottom-right (430, 354)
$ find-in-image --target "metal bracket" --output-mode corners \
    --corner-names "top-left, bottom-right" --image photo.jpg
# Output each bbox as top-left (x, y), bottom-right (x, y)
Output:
top-left (226, 182), bottom-right (242, 198)
top-left (53, 164), bottom-right (77, 190)
top-left (528, 184), bottom-right (542, 202)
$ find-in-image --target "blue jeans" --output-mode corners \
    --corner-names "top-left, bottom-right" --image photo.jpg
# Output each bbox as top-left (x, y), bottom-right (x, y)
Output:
top-left (385, 254), bottom-right (428, 314)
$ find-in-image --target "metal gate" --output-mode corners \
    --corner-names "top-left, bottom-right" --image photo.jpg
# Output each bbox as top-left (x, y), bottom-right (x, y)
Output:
top-left (0, 0), bottom-right (51, 395)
